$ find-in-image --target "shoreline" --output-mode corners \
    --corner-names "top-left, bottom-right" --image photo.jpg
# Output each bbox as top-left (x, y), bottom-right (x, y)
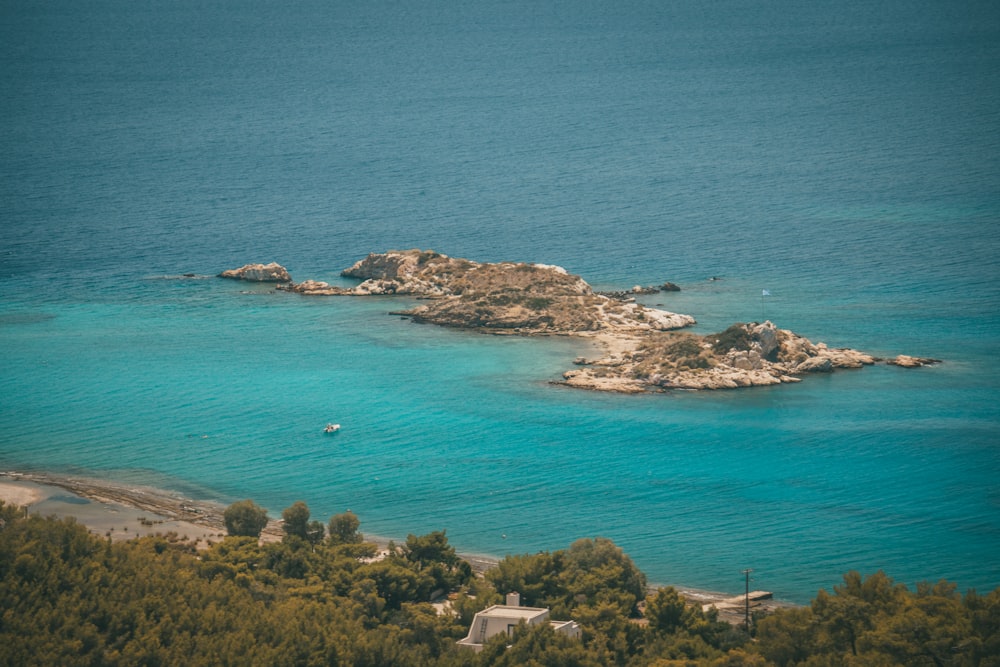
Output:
top-left (0, 471), bottom-right (502, 574)
top-left (0, 470), bottom-right (788, 618)
top-left (249, 252), bottom-right (936, 394)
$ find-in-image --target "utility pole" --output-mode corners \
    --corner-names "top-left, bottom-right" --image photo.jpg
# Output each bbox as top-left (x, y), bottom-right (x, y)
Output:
top-left (741, 568), bottom-right (753, 630)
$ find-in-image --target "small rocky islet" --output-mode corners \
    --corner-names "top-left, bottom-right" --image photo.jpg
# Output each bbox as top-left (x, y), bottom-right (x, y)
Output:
top-left (219, 250), bottom-right (939, 393)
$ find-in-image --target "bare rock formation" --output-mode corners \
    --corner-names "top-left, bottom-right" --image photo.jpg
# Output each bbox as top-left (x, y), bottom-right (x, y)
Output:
top-left (281, 249), bottom-right (695, 335)
top-left (887, 355), bottom-right (942, 368)
top-left (230, 250), bottom-right (938, 393)
top-left (562, 321), bottom-right (888, 392)
top-left (219, 262), bottom-right (291, 282)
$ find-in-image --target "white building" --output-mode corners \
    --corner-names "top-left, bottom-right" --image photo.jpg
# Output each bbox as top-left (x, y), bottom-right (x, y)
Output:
top-left (457, 592), bottom-right (581, 653)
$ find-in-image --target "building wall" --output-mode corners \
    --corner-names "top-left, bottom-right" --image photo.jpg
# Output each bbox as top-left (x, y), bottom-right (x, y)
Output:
top-left (457, 593), bottom-right (579, 653)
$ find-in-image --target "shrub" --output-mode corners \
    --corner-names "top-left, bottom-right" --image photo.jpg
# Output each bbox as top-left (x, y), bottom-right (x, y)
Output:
top-left (710, 324), bottom-right (752, 353)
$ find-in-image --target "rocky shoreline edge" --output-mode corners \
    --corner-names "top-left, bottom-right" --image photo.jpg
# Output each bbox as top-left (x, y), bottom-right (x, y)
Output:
top-left (0, 471), bottom-right (497, 573)
top-left (0, 470), bottom-right (791, 619)
top-left (220, 250), bottom-right (939, 392)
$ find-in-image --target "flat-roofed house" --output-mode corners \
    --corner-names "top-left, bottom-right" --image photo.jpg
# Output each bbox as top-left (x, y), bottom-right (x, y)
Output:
top-left (457, 592), bottom-right (581, 652)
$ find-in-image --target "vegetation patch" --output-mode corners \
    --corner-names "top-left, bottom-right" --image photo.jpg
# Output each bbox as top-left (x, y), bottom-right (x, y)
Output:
top-left (525, 296), bottom-right (553, 310)
top-left (1, 499), bottom-right (995, 665)
top-left (709, 323), bottom-right (753, 353)
top-left (632, 332), bottom-right (716, 378)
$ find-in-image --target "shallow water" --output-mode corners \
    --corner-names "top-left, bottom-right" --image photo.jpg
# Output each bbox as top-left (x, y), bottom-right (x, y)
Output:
top-left (2, 0), bottom-right (998, 602)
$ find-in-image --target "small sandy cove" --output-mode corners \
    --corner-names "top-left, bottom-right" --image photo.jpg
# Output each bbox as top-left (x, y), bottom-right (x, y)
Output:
top-left (1, 471), bottom-right (783, 617)
top-left (0, 472), bottom-right (243, 548)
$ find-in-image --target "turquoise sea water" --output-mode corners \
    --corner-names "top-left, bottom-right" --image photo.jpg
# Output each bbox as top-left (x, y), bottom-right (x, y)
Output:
top-left (2, 0), bottom-right (999, 603)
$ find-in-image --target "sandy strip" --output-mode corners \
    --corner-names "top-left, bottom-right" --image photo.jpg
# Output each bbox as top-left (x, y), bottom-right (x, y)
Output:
top-left (0, 471), bottom-right (787, 615)
top-left (0, 481), bottom-right (44, 507)
top-left (0, 472), bottom-right (500, 566)
top-left (0, 472), bottom-right (245, 548)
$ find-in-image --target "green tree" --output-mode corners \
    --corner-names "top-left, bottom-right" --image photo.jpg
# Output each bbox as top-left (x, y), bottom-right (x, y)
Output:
top-left (328, 511), bottom-right (362, 545)
top-left (280, 501), bottom-right (311, 541)
top-left (485, 550), bottom-right (562, 608)
top-left (222, 499), bottom-right (268, 538)
top-left (966, 587), bottom-right (1000, 665)
top-left (558, 537), bottom-right (647, 616)
top-left (0, 499), bottom-right (25, 527)
top-left (8, 501), bottom-right (1000, 667)
top-left (811, 586), bottom-right (872, 657)
top-left (861, 580), bottom-right (974, 666)
top-left (646, 586), bottom-right (689, 633)
top-left (480, 621), bottom-right (602, 666)
top-left (400, 530), bottom-right (472, 593)
top-left (754, 605), bottom-right (818, 666)
top-left (305, 519), bottom-right (325, 545)
top-left (357, 560), bottom-right (429, 610)
top-left (402, 530), bottom-right (457, 569)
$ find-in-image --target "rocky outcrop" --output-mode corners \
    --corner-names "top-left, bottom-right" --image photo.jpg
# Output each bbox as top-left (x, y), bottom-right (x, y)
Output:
top-left (561, 321), bottom-right (891, 392)
top-left (229, 250), bottom-right (938, 393)
top-left (597, 282), bottom-right (681, 300)
top-left (887, 355), bottom-right (941, 368)
top-left (338, 250), bottom-right (466, 296)
top-left (219, 262), bottom-right (291, 282)
top-left (280, 249), bottom-right (695, 335)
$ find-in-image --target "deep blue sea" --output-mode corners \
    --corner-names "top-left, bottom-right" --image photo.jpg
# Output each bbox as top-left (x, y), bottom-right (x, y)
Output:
top-left (2, 0), bottom-right (999, 604)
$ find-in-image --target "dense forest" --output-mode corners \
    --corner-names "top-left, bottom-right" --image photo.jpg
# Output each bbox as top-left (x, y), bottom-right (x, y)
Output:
top-left (1, 499), bottom-right (997, 666)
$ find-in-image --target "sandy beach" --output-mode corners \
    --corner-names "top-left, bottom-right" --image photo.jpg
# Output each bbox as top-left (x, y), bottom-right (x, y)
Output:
top-left (0, 470), bottom-right (493, 566)
top-left (0, 470), bottom-right (785, 620)
top-left (0, 471), bottom-right (247, 548)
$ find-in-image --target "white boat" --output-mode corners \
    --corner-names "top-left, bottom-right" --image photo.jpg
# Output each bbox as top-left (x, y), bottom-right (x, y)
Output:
top-left (324, 423), bottom-right (341, 433)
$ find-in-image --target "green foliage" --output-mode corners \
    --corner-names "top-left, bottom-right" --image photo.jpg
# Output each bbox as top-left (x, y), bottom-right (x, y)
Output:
top-left (755, 570), bottom-right (993, 666)
top-left (633, 332), bottom-right (714, 378)
top-left (0, 499), bottom-right (25, 527)
top-left (484, 537), bottom-right (654, 662)
top-left (665, 336), bottom-right (704, 359)
top-left (223, 499), bottom-right (269, 537)
top-left (646, 586), bottom-right (690, 633)
top-left (486, 550), bottom-right (564, 608)
top-left (263, 538), bottom-right (314, 578)
top-left (559, 537), bottom-right (647, 616)
top-left (0, 509), bottom-right (477, 666)
top-left (754, 606), bottom-right (818, 666)
top-left (306, 520), bottom-right (326, 545)
top-left (356, 560), bottom-right (428, 610)
top-left (280, 501), bottom-right (324, 545)
top-left (327, 511), bottom-right (362, 545)
top-left (280, 500), bottom-right (311, 540)
top-left (402, 530), bottom-right (457, 569)
top-left (3, 506), bottom-right (998, 667)
top-left (710, 324), bottom-right (752, 353)
top-left (965, 587), bottom-right (1000, 665)
top-left (487, 538), bottom-right (646, 620)
top-left (451, 577), bottom-right (501, 626)
top-left (481, 622), bottom-right (603, 666)
top-left (399, 530), bottom-right (473, 594)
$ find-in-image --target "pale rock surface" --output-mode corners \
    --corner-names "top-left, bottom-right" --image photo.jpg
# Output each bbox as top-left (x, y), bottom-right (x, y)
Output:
top-left (888, 354), bottom-right (941, 368)
top-left (219, 262), bottom-right (291, 282)
top-left (224, 253), bottom-right (936, 393)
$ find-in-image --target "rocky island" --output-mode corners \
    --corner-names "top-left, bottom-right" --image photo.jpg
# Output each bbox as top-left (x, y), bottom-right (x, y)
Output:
top-left (218, 262), bottom-right (291, 283)
top-left (222, 250), bottom-right (938, 392)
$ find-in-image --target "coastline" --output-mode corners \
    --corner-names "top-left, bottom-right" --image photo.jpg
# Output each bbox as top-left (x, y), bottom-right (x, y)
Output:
top-left (251, 251), bottom-right (935, 394)
top-left (0, 470), bottom-right (498, 574)
top-left (0, 470), bottom-right (788, 619)
top-left (0, 471), bottom-right (241, 548)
